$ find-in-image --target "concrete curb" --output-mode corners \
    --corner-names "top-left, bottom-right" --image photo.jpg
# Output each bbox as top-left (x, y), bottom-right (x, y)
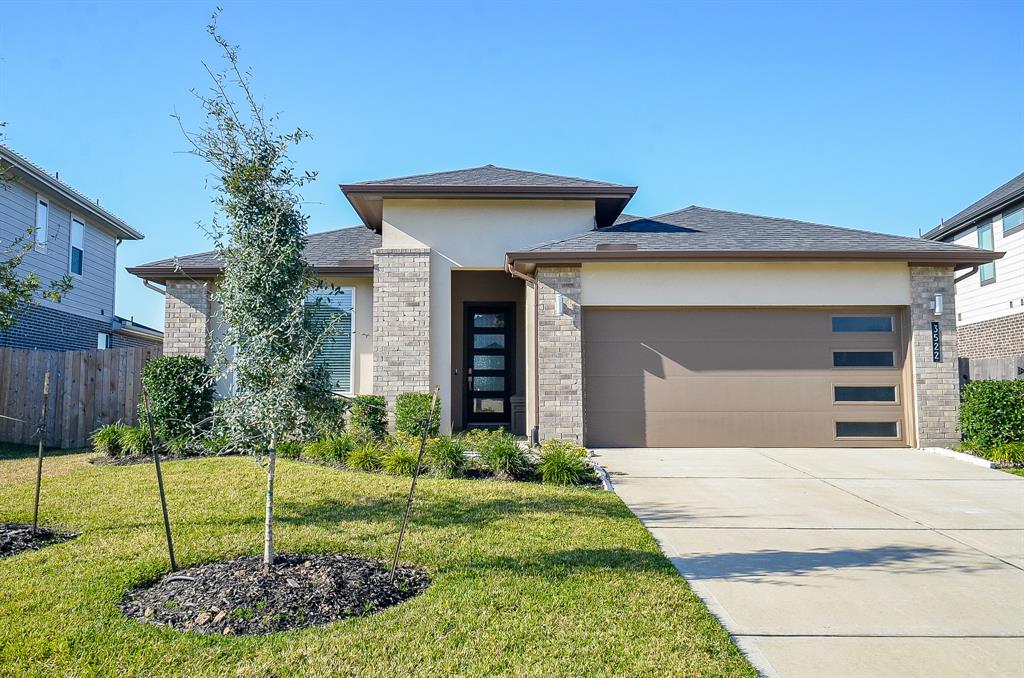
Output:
top-left (588, 458), bottom-right (615, 491)
top-left (919, 446), bottom-right (995, 468)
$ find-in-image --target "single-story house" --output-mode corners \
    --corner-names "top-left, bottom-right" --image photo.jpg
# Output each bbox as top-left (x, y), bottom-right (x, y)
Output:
top-left (128, 165), bottom-right (1000, 449)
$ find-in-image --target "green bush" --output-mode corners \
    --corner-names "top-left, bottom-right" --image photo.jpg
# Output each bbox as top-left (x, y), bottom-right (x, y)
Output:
top-left (350, 395), bottom-right (388, 440)
top-left (960, 380), bottom-right (1024, 450)
top-left (987, 441), bottom-right (1024, 467)
top-left (91, 423), bottom-right (125, 457)
top-left (477, 429), bottom-right (530, 480)
top-left (382, 445), bottom-right (420, 476)
top-left (201, 432), bottom-right (230, 456)
top-left (537, 439), bottom-right (593, 486)
top-left (302, 434), bottom-right (356, 464)
top-left (395, 392), bottom-right (440, 438)
top-left (140, 356), bottom-right (214, 442)
top-left (117, 425), bottom-right (150, 457)
top-left (426, 435), bottom-right (465, 479)
top-left (303, 395), bottom-right (348, 438)
top-left (347, 442), bottom-right (384, 472)
top-left (165, 436), bottom-right (193, 456)
top-left (276, 440), bottom-right (303, 459)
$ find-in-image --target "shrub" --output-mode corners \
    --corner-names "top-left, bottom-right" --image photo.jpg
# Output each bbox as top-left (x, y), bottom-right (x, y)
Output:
top-left (426, 435), bottom-right (465, 479)
top-left (987, 441), bottom-right (1024, 467)
top-left (92, 422), bottom-right (125, 457)
top-left (165, 436), bottom-right (193, 457)
top-left (117, 425), bottom-right (150, 457)
top-left (477, 429), bottom-right (530, 480)
top-left (347, 442), bottom-right (384, 472)
top-left (140, 355), bottom-right (214, 442)
top-left (395, 393), bottom-right (440, 438)
top-left (201, 432), bottom-right (230, 456)
top-left (382, 444), bottom-right (420, 476)
top-left (302, 434), bottom-right (356, 464)
top-left (276, 440), bottom-right (303, 460)
top-left (537, 439), bottom-right (593, 486)
top-left (960, 380), bottom-right (1024, 450)
top-left (303, 394), bottom-right (348, 439)
top-left (350, 395), bottom-right (388, 440)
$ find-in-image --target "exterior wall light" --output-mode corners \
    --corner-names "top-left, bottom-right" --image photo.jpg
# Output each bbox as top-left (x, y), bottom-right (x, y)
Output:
top-left (555, 293), bottom-right (564, 315)
top-left (933, 293), bottom-right (943, 316)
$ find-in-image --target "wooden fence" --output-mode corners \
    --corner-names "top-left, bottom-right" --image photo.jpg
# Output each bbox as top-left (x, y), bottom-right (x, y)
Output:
top-left (959, 355), bottom-right (1024, 385)
top-left (0, 345), bottom-right (162, 449)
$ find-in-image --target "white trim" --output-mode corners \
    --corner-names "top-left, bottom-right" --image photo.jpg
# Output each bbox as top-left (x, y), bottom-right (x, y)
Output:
top-left (68, 214), bottom-right (85, 277)
top-left (34, 194), bottom-right (49, 252)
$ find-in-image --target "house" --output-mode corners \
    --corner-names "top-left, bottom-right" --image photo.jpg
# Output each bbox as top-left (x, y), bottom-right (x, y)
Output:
top-left (923, 172), bottom-right (1024, 360)
top-left (0, 144), bottom-right (162, 351)
top-left (128, 165), bottom-right (999, 449)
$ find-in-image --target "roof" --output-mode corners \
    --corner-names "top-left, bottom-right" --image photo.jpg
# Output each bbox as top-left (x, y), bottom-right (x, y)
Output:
top-left (112, 315), bottom-right (163, 341)
top-left (507, 206), bottom-right (1002, 267)
top-left (127, 226), bottom-right (379, 282)
top-left (340, 164), bottom-right (636, 231)
top-left (924, 171), bottom-right (1024, 241)
top-left (0, 143), bottom-right (143, 240)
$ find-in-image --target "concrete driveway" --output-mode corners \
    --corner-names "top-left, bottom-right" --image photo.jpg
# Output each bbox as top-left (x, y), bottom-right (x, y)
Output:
top-left (592, 447), bottom-right (1024, 678)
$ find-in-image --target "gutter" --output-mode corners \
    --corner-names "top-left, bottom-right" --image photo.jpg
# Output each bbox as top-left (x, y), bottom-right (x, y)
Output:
top-left (505, 259), bottom-right (541, 446)
top-left (142, 279), bottom-right (166, 296)
top-left (506, 248), bottom-right (1004, 267)
top-left (954, 266), bottom-right (979, 285)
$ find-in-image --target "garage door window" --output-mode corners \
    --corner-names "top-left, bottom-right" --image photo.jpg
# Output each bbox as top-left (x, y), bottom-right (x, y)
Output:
top-left (835, 421), bottom-right (899, 439)
top-left (834, 385), bottom-right (897, 403)
top-left (832, 351), bottom-right (895, 368)
top-left (831, 316), bottom-right (893, 332)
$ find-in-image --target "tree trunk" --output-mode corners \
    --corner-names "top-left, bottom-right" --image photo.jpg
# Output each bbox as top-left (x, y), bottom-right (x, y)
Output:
top-left (32, 371), bottom-right (50, 536)
top-left (263, 439), bottom-right (277, 573)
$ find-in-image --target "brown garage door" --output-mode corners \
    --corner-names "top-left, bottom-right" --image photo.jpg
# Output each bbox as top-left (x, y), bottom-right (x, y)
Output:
top-left (583, 308), bottom-right (909, 448)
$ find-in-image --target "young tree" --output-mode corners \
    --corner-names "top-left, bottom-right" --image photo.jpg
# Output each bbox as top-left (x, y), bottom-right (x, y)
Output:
top-left (181, 13), bottom-right (324, 572)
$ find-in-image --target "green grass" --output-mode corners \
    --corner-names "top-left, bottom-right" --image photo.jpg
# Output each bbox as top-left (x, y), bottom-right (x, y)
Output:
top-left (0, 450), bottom-right (753, 677)
top-left (1000, 468), bottom-right (1024, 477)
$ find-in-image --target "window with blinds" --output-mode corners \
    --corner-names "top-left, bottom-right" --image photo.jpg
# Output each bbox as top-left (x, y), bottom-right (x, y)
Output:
top-left (305, 288), bottom-right (355, 393)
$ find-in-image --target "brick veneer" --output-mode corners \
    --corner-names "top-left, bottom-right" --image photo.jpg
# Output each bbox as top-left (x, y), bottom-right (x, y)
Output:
top-left (372, 248), bottom-right (431, 421)
top-left (0, 303), bottom-right (116, 351)
top-left (536, 266), bottom-right (583, 441)
top-left (909, 265), bottom-right (960, 447)
top-left (956, 313), bottom-right (1024, 358)
top-left (164, 280), bottom-right (211, 358)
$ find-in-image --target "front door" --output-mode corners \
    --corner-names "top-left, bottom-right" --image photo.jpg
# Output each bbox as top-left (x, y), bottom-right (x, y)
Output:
top-left (464, 304), bottom-right (515, 428)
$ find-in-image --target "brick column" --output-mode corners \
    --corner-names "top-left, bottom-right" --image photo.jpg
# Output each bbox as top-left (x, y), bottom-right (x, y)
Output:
top-left (372, 248), bottom-right (431, 422)
top-left (536, 266), bottom-right (583, 442)
top-left (909, 265), bottom-right (959, 447)
top-left (164, 280), bottom-right (211, 358)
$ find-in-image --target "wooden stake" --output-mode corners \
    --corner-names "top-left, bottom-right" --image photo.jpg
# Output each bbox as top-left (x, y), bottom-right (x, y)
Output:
top-left (143, 387), bottom-right (177, 572)
top-left (31, 371), bottom-right (50, 536)
top-left (263, 438), bottom-right (277, 574)
top-left (390, 385), bottom-right (439, 583)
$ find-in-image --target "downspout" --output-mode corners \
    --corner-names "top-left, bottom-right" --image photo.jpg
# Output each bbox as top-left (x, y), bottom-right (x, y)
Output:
top-left (954, 266), bottom-right (979, 285)
top-left (142, 279), bottom-right (166, 295)
top-left (505, 258), bottom-right (541, 446)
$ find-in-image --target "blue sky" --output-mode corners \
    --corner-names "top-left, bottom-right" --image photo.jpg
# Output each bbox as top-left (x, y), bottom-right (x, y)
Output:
top-left (1, 0), bottom-right (1021, 330)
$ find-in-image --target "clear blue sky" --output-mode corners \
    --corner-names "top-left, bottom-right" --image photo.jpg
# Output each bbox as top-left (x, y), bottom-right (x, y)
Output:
top-left (1, 1), bottom-right (1021, 330)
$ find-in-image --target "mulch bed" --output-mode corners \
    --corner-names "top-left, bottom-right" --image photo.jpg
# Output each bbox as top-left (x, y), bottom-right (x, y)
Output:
top-left (120, 553), bottom-right (430, 635)
top-left (0, 523), bottom-right (78, 559)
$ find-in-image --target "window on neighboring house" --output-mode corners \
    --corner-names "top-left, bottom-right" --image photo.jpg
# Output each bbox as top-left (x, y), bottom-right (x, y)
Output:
top-left (97, 333), bottom-right (110, 350)
top-left (304, 287), bottom-right (355, 393)
top-left (977, 221), bottom-right (995, 285)
top-left (1003, 206), bottom-right (1024, 236)
top-left (69, 217), bottom-right (85, 275)
top-left (35, 196), bottom-right (48, 250)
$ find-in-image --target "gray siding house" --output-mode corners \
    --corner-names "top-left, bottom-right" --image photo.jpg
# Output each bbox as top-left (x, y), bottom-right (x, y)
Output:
top-left (0, 144), bottom-right (161, 351)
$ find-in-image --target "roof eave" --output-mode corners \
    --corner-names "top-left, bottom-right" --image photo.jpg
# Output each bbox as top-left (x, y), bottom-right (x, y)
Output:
top-left (923, 187), bottom-right (1024, 241)
top-left (126, 262), bottom-right (374, 283)
top-left (340, 184), bottom-right (637, 231)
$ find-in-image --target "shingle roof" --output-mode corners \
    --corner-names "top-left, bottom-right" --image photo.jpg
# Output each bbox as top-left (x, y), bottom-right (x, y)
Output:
top-left (348, 164), bottom-right (632, 189)
top-left (923, 171), bottom-right (1024, 241)
top-left (512, 206), bottom-right (999, 265)
top-left (0, 143), bottom-right (143, 240)
top-left (127, 226), bottom-right (379, 281)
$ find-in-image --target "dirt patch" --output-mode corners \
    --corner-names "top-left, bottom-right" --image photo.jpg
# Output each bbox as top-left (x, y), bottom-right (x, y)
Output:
top-left (0, 523), bottom-right (78, 558)
top-left (120, 553), bottom-right (429, 635)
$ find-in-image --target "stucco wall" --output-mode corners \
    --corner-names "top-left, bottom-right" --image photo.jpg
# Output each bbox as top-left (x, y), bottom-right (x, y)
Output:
top-left (581, 261), bottom-right (912, 306)
top-left (382, 198), bottom-right (595, 432)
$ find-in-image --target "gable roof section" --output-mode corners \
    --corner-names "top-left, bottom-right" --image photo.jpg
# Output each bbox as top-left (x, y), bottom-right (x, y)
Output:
top-left (923, 171), bottom-right (1024, 241)
top-left (127, 226), bottom-right (380, 282)
top-left (0, 143), bottom-right (143, 240)
top-left (340, 164), bottom-right (637, 231)
top-left (508, 206), bottom-right (1001, 267)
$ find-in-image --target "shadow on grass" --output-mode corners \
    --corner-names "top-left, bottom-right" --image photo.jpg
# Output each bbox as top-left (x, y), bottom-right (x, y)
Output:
top-left (0, 442), bottom-right (89, 461)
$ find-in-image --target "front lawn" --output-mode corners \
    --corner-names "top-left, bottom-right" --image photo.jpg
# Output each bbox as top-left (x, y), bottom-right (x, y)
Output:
top-left (0, 449), bottom-right (753, 677)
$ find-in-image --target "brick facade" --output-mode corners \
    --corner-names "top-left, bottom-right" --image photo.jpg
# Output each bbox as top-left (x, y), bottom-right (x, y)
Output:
top-left (956, 312), bottom-right (1024, 359)
top-left (372, 248), bottom-right (431, 420)
top-left (0, 303), bottom-right (116, 351)
top-left (536, 266), bottom-right (583, 441)
top-left (909, 265), bottom-right (960, 447)
top-left (164, 280), bottom-right (212, 358)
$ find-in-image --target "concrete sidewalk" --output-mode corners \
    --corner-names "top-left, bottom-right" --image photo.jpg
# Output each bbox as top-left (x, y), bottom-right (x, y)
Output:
top-left (593, 447), bottom-right (1024, 678)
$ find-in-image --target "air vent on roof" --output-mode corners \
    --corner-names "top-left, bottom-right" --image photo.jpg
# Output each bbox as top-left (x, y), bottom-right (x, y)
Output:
top-left (596, 243), bottom-right (638, 251)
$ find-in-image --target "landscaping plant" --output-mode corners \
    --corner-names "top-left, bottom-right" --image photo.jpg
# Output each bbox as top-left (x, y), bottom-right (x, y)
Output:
top-left (302, 434), bottom-right (355, 464)
top-left (382, 444), bottom-right (419, 476)
top-left (536, 438), bottom-right (594, 486)
top-left (91, 422), bottom-right (126, 457)
top-left (960, 380), bottom-right (1024, 451)
top-left (117, 425), bottom-right (150, 457)
top-left (476, 429), bottom-right (531, 480)
top-left (395, 392), bottom-right (441, 438)
top-left (349, 395), bottom-right (388, 439)
top-left (426, 435), bottom-right (465, 479)
top-left (346, 442), bottom-right (384, 472)
top-left (140, 355), bottom-right (214, 443)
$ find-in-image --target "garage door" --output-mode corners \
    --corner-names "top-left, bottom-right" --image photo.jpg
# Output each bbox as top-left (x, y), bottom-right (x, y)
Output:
top-left (583, 308), bottom-right (909, 448)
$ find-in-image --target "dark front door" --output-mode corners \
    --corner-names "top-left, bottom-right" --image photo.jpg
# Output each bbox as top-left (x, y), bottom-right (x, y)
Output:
top-left (464, 304), bottom-right (515, 427)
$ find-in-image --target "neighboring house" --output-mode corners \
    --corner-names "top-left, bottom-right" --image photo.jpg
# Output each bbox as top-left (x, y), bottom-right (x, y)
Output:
top-left (923, 172), bottom-right (1024, 360)
top-left (0, 144), bottom-right (162, 351)
top-left (129, 165), bottom-right (998, 449)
